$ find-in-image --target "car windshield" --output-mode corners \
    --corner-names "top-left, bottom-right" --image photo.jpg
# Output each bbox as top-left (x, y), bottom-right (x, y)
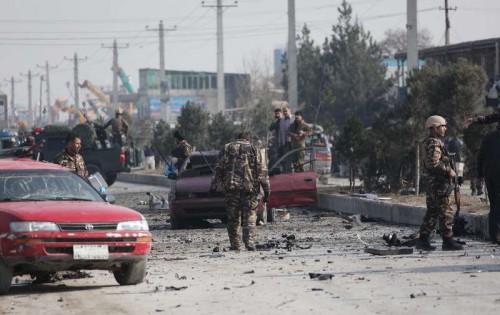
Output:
top-left (0, 170), bottom-right (104, 202)
top-left (179, 151), bottom-right (218, 178)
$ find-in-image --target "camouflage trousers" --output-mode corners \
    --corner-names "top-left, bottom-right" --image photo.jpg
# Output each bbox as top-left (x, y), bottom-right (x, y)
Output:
top-left (225, 191), bottom-right (258, 250)
top-left (291, 145), bottom-right (305, 172)
top-left (419, 192), bottom-right (454, 238)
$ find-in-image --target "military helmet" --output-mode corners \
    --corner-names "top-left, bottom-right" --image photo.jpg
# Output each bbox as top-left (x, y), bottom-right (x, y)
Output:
top-left (425, 115), bottom-right (447, 129)
top-left (115, 108), bottom-right (123, 115)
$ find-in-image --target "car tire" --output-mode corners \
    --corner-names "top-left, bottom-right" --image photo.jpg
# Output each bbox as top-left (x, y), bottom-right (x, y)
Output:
top-left (267, 207), bottom-right (276, 223)
top-left (0, 260), bottom-right (13, 295)
top-left (113, 258), bottom-right (147, 285)
top-left (170, 216), bottom-right (186, 230)
top-left (87, 164), bottom-right (102, 177)
top-left (105, 174), bottom-right (117, 186)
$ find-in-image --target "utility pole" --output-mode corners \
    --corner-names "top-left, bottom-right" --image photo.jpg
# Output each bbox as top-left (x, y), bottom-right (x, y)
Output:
top-left (38, 75), bottom-right (44, 125)
top-left (202, 0), bottom-right (237, 114)
top-left (103, 40), bottom-right (128, 113)
top-left (440, 0), bottom-right (457, 46)
top-left (37, 61), bottom-right (57, 124)
top-left (406, 0), bottom-right (418, 71)
top-left (64, 53), bottom-right (87, 123)
top-left (287, 0), bottom-right (298, 112)
top-left (146, 21), bottom-right (176, 122)
top-left (4, 77), bottom-right (21, 128)
top-left (20, 71), bottom-right (40, 128)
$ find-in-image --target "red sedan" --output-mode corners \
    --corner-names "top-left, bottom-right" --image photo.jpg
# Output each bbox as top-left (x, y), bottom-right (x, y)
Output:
top-left (169, 148), bottom-right (317, 229)
top-left (0, 158), bottom-right (152, 294)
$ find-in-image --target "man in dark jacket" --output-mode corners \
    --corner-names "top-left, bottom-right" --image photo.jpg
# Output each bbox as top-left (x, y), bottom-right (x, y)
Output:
top-left (477, 128), bottom-right (500, 243)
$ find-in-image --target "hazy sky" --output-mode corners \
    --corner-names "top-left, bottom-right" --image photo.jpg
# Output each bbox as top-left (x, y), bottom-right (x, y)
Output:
top-left (0, 0), bottom-right (498, 110)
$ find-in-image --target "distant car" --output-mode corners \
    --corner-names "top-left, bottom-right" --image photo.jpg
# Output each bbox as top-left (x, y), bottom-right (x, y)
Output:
top-left (305, 126), bottom-right (332, 176)
top-left (0, 158), bottom-right (152, 294)
top-left (168, 148), bottom-right (317, 229)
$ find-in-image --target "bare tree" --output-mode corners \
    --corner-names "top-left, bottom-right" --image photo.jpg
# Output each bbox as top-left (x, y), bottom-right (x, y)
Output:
top-left (379, 28), bottom-right (433, 57)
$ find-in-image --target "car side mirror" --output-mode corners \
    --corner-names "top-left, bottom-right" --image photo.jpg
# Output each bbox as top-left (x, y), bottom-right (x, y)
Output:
top-left (104, 194), bottom-right (116, 204)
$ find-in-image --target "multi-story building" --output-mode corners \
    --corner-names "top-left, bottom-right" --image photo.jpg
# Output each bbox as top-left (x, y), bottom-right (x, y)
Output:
top-left (137, 69), bottom-right (249, 123)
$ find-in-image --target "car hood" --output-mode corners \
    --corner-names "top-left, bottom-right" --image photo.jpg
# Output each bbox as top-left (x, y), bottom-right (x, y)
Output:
top-left (175, 176), bottom-right (211, 193)
top-left (0, 201), bottom-right (143, 222)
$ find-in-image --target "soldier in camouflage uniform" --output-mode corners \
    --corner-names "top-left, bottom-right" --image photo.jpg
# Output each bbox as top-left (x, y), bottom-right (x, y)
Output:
top-left (210, 132), bottom-right (270, 251)
top-left (415, 116), bottom-right (464, 251)
top-left (54, 133), bottom-right (89, 178)
top-left (171, 131), bottom-right (193, 171)
top-left (287, 110), bottom-right (312, 172)
top-left (103, 109), bottom-right (129, 147)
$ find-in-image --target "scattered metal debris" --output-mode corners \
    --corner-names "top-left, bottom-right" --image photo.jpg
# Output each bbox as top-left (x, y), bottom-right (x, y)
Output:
top-left (165, 286), bottom-right (188, 291)
top-left (309, 273), bottom-right (334, 280)
top-left (365, 247), bottom-right (414, 255)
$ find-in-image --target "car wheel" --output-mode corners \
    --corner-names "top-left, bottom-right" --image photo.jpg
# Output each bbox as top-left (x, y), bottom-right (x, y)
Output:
top-left (113, 258), bottom-right (147, 285)
top-left (105, 174), bottom-right (117, 186)
top-left (87, 164), bottom-right (102, 176)
top-left (0, 260), bottom-right (13, 295)
top-left (267, 207), bottom-right (276, 223)
top-left (170, 216), bottom-right (186, 230)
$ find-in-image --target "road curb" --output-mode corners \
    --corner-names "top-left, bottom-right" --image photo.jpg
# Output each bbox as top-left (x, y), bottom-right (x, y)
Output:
top-left (317, 193), bottom-right (489, 239)
top-left (117, 173), bottom-right (490, 239)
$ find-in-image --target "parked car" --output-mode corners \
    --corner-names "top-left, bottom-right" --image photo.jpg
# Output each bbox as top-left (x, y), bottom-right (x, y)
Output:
top-left (168, 148), bottom-right (317, 229)
top-left (0, 158), bottom-right (152, 294)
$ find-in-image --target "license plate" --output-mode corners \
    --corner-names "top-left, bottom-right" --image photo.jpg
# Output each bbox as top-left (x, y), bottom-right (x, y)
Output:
top-left (73, 245), bottom-right (109, 260)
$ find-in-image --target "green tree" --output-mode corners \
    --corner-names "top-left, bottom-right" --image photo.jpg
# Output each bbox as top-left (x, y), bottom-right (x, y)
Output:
top-left (322, 0), bottom-right (391, 128)
top-left (336, 115), bottom-right (368, 190)
top-left (176, 102), bottom-right (210, 150)
top-left (151, 120), bottom-right (174, 164)
top-left (208, 112), bottom-right (239, 150)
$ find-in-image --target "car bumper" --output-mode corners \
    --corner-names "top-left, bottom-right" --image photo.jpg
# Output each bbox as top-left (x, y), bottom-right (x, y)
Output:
top-left (1, 231), bottom-right (152, 272)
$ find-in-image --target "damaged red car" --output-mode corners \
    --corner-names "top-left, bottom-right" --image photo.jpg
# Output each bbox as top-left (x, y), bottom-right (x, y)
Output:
top-left (0, 158), bottom-right (152, 294)
top-left (168, 148), bottom-right (317, 229)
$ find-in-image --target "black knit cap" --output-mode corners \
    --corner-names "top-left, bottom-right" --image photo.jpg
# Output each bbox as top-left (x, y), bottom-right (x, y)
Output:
top-left (173, 131), bottom-right (185, 141)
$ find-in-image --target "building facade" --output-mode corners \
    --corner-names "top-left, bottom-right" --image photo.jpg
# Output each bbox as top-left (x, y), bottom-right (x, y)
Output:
top-left (137, 69), bottom-right (249, 123)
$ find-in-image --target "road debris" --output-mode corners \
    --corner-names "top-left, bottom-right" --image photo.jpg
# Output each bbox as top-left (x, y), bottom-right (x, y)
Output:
top-left (309, 273), bottom-right (334, 280)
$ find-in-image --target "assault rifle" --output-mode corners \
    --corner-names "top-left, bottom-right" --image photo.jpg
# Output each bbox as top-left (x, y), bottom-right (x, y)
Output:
top-left (446, 153), bottom-right (469, 236)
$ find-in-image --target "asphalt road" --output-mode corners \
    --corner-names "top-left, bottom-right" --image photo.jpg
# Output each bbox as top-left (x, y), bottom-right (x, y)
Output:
top-left (2, 181), bottom-right (499, 315)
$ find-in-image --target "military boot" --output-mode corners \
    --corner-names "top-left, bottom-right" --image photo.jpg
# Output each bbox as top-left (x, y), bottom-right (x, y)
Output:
top-left (442, 237), bottom-right (464, 251)
top-left (415, 235), bottom-right (436, 251)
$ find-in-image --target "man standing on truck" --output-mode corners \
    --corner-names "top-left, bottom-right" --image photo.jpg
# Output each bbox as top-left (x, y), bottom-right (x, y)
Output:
top-left (171, 131), bottom-right (192, 171)
top-left (54, 133), bottom-right (89, 178)
top-left (103, 108), bottom-right (129, 147)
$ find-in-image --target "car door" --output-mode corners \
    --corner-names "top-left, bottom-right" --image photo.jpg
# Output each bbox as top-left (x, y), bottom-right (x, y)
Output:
top-left (267, 147), bottom-right (317, 208)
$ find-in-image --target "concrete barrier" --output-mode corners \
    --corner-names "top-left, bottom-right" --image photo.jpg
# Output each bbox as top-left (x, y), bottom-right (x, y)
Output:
top-left (317, 192), bottom-right (489, 239)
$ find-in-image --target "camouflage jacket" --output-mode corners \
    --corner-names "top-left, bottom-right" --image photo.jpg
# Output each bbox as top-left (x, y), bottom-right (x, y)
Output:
top-left (210, 140), bottom-right (270, 195)
top-left (54, 149), bottom-right (89, 178)
top-left (288, 121), bottom-right (312, 148)
top-left (423, 135), bottom-right (452, 193)
top-left (104, 117), bottom-right (129, 135)
top-left (171, 141), bottom-right (192, 169)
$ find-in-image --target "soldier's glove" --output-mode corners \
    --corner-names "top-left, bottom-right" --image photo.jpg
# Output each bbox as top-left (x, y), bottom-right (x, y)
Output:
top-left (263, 191), bottom-right (270, 203)
top-left (457, 176), bottom-right (464, 186)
